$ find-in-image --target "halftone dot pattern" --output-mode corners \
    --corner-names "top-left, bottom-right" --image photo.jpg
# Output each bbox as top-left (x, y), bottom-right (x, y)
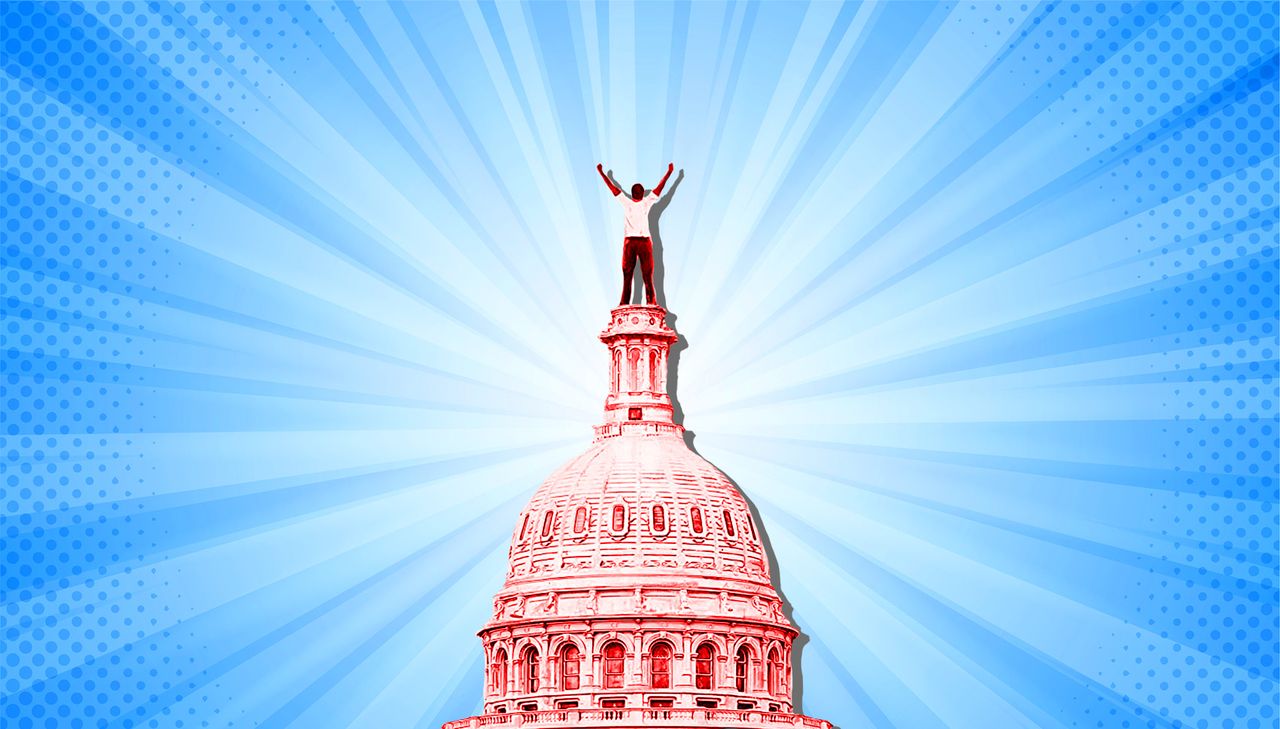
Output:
top-left (1122, 4), bottom-right (1279, 729)
top-left (2, 2), bottom-right (1278, 728)
top-left (4, 2), bottom-right (173, 727)
top-left (1047, 5), bottom-right (1280, 729)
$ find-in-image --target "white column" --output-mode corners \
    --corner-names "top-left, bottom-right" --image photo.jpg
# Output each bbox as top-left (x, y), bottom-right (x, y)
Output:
top-left (632, 630), bottom-right (644, 685)
top-left (679, 632), bottom-right (692, 689)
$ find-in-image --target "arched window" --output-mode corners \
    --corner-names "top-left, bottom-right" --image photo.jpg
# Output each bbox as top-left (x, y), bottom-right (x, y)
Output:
top-left (651, 504), bottom-right (666, 533)
top-left (649, 350), bottom-right (659, 390)
top-left (767, 647), bottom-right (783, 694)
top-left (492, 648), bottom-right (508, 694)
top-left (573, 506), bottom-right (587, 534)
top-left (734, 645), bottom-right (750, 692)
top-left (523, 647), bottom-right (540, 692)
top-left (611, 504), bottom-right (627, 533)
top-left (540, 510), bottom-right (555, 539)
top-left (560, 644), bottom-right (580, 690)
top-left (650, 642), bottom-right (673, 688)
top-left (690, 506), bottom-right (704, 535)
top-left (602, 642), bottom-right (626, 689)
top-left (628, 348), bottom-right (641, 391)
top-left (518, 514), bottom-right (530, 540)
top-left (612, 349), bottom-right (621, 393)
top-left (694, 643), bottom-right (715, 690)
top-left (723, 509), bottom-right (736, 537)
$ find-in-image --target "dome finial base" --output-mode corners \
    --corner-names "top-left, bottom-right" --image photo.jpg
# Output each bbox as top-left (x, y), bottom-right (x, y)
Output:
top-left (597, 304), bottom-right (680, 438)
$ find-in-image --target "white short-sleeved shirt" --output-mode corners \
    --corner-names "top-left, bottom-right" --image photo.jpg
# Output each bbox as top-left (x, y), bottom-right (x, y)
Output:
top-left (616, 192), bottom-right (659, 237)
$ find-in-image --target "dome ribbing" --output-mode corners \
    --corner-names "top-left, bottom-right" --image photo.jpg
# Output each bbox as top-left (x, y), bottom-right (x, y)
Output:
top-left (443, 303), bottom-right (829, 729)
top-left (503, 435), bottom-right (773, 591)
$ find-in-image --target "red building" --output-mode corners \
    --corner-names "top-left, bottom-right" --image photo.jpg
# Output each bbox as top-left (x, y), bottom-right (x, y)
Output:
top-left (443, 304), bottom-right (830, 729)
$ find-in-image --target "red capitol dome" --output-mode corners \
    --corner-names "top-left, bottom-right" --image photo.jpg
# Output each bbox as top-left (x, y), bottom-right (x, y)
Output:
top-left (443, 305), bottom-right (830, 729)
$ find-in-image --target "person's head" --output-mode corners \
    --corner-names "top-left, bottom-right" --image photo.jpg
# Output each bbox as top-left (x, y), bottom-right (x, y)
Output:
top-left (631, 183), bottom-right (645, 200)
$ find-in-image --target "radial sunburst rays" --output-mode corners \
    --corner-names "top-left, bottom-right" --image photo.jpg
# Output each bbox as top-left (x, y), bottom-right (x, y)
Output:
top-left (1, 2), bottom-right (1275, 729)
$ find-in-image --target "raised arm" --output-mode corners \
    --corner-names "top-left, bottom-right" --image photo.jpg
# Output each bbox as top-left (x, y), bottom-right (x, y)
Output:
top-left (597, 163), bottom-right (621, 196)
top-left (653, 163), bottom-right (674, 197)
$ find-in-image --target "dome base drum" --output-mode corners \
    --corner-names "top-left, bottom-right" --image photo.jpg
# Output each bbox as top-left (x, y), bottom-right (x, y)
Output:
top-left (443, 304), bottom-right (831, 729)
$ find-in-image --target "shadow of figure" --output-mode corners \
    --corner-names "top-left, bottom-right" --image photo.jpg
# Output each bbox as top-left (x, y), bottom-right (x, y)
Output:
top-left (605, 169), bottom-right (683, 306)
top-left (662, 310), bottom-right (814, 720)
top-left (648, 169), bottom-right (684, 306)
top-left (682, 435), bottom-right (811, 716)
top-left (602, 166), bottom-right (819, 721)
top-left (600, 165), bottom-right (819, 721)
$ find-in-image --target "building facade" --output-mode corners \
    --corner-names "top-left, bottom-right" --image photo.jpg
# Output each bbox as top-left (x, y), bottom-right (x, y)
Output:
top-left (442, 305), bottom-right (829, 729)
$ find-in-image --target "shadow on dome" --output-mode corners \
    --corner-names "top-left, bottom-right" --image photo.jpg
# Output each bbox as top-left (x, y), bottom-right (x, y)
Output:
top-left (662, 308), bottom-right (811, 716)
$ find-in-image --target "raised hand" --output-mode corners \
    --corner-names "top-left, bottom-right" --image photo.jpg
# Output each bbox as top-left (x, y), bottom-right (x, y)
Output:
top-left (597, 163), bottom-right (621, 195)
top-left (654, 163), bottom-right (675, 197)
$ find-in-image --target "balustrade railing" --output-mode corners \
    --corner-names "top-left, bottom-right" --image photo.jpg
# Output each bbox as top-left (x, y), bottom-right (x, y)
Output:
top-left (442, 707), bottom-right (830, 729)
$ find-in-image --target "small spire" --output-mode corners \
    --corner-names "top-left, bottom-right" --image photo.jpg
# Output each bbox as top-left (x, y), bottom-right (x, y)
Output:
top-left (594, 304), bottom-right (683, 441)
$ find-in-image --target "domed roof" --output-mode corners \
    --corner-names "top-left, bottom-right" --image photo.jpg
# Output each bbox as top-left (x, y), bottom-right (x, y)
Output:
top-left (503, 432), bottom-right (773, 591)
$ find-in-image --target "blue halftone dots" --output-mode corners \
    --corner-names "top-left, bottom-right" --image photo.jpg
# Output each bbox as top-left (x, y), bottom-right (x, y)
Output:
top-left (0, 2), bottom-right (1277, 728)
top-left (3, 3), bottom-right (169, 727)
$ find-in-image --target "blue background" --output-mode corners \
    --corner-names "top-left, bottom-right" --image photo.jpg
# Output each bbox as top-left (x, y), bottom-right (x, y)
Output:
top-left (3, 2), bottom-right (1277, 728)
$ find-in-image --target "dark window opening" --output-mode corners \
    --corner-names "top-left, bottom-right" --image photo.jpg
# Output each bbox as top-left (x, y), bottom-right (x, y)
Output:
top-left (650, 642), bottom-right (672, 688)
top-left (492, 648), bottom-right (508, 694)
top-left (540, 510), bottom-right (554, 538)
top-left (767, 647), bottom-right (783, 694)
top-left (723, 509), bottom-right (736, 537)
top-left (611, 505), bottom-right (626, 532)
top-left (601, 698), bottom-right (625, 709)
top-left (628, 349), bottom-right (640, 390)
top-left (695, 698), bottom-right (719, 708)
top-left (556, 700), bottom-right (578, 709)
top-left (560, 644), bottom-right (580, 690)
top-left (650, 698), bottom-right (673, 708)
top-left (628, 407), bottom-right (642, 420)
top-left (518, 514), bottom-right (530, 540)
top-left (573, 506), bottom-right (587, 534)
top-left (518, 702), bottom-right (537, 712)
top-left (523, 647), bottom-right (539, 692)
top-left (691, 507), bottom-right (704, 534)
top-left (694, 643), bottom-right (715, 690)
top-left (652, 504), bottom-right (666, 533)
top-left (603, 642), bottom-right (626, 689)
top-left (737, 701), bottom-right (756, 710)
top-left (735, 645), bottom-right (750, 692)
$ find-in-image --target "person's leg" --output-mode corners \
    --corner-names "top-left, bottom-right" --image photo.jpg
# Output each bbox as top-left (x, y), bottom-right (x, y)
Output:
top-left (639, 237), bottom-right (657, 305)
top-left (620, 237), bottom-right (637, 305)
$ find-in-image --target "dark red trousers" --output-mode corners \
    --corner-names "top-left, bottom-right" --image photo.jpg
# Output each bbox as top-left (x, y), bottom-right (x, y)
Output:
top-left (620, 236), bottom-right (657, 305)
